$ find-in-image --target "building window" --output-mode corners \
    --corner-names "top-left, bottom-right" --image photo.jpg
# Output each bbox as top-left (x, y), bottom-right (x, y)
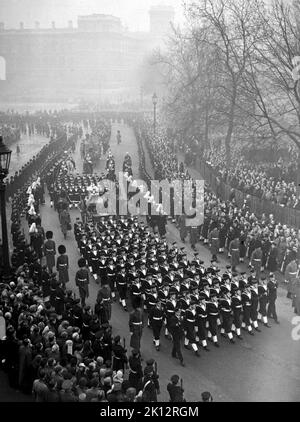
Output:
top-left (0, 56), bottom-right (6, 80)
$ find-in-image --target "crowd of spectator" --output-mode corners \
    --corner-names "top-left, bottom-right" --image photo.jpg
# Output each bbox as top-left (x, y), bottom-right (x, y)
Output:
top-left (203, 146), bottom-right (299, 209)
top-left (135, 120), bottom-right (300, 276)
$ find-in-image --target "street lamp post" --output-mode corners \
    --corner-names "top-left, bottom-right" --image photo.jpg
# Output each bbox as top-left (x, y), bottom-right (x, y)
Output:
top-left (0, 136), bottom-right (12, 281)
top-left (152, 93), bottom-right (158, 135)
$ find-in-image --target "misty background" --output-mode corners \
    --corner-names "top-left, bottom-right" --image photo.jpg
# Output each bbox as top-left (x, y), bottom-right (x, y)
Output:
top-left (0, 0), bottom-right (185, 31)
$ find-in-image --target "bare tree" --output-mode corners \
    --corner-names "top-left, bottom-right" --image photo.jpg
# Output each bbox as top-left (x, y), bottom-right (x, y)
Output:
top-left (243, 0), bottom-right (300, 189)
top-left (186, 0), bottom-right (266, 164)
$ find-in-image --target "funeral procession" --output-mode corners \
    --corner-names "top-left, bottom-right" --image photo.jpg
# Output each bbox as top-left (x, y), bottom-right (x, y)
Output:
top-left (0, 0), bottom-right (299, 406)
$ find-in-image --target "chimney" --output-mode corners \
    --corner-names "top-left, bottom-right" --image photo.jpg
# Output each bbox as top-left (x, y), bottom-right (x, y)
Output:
top-left (20, 22), bottom-right (24, 30)
top-left (0, 22), bottom-right (4, 31)
top-left (51, 21), bottom-right (55, 29)
top-left (35, 21), bottom-right (40, 29)
top-left (68, 20), bottom-right (73, 29)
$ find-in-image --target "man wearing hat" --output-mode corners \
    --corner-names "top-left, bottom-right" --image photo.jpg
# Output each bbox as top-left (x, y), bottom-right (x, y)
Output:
top-left (250, 279), bottom-right (261, 332)
top-left (167, 375), bottom-right (185, 402)
top-left (229, 236), bottom-right (240, 272)
top-left (241, 286), bottom-right (254, 335)
top-left (112, 335), bottom-right (128, 372)
top-left (75, 258), bottom-right (89, 307)
top-left (169, 309), bottom-right (185, 366)
top-left (195, 293), bottom-right (210, 351)
top-left (151, 300), bottom-right (164, 351)
top-left (165, 287), bottom-right (177, 339)
top-left (106, 258), bottom-right (116, 301)
top-left (207, 292), bottom-right (220, 347)
top-left (285, 256), bottom-right (298, 299)
top-left (267, 273), bottom-right (279, 324)
top-left (129, 297), bottom-right (144, 354)
top-left (231, 286), bottom-right (243, 339)
top-left (145, 358), bottom-right (160, 395)
top-left (208, 225), bottom-right (220, 262)
top-left (128, 349), bottom-right (143, 391)
top-left (219, 288), bottom-right (235, 344)
top-left (96, 281), bottom-right (112, 324)
top-left (54, 280), bottom-right (66, 318)
top-left (43, 231), bottom-right (56, 273)
top-left (141, 366), bottom-right (157, 402)
top-left (183, 300), bottom-right (200, 356)
top-left (266, 242), bottom-right (278, 272)
top-left (56, 244), bottom-right (69, 288)
top-left (251, 245), bottom-right (263, 280)
top-left (130, 277), bottom-right (142, 309)
top-left (258, 276), bottom-right (271, 327)
top-left (116, 266), bottom-right (128, 311)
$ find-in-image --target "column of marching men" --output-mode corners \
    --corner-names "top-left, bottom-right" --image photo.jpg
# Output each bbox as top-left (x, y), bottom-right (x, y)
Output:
top-left (74, 213), bottom-right (279, 367)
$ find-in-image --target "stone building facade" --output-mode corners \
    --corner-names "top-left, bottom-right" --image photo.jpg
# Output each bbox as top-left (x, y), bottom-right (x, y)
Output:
top-left (0, 6), bottom-right (174, 102)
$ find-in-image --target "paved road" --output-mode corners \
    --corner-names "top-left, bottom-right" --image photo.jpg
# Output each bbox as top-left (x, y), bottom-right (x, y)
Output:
top-left (3, 122), bottom-right (300, 402)
top-left (9, 133), bottom-right (50, 175)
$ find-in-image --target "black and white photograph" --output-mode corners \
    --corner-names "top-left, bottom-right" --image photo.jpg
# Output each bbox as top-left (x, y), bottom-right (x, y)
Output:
top-left (0, 0), bottom-right (299, 406)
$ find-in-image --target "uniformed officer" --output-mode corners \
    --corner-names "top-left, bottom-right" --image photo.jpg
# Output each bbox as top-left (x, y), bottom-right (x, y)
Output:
top-left (116, 266), bottom-right (128, 311)
top-left (75, 258), bottom-right (89, 307)
top-left (207, 292), bottom-right (220, 347)
top-left (258, 276), bottom-right (271, 327)
top-left (219, 288), bottom-right (235, 344)
top-left (267, 273), bottom-right (279, 324)
top-left (250, 279), bottom-right (261, 332)
top-left (251, 246), bottom-right (263, 280)
top-left (183, 299), bottom-right (200, 356)
top-left (169, 309), bottom-right (185, 366)
top-left (128, 349), bottom-right (143, 391)
top-left (165, 288), bottom-right (178, 339)
top-left (208, 226), bottom-right (220, 262)
top-left (229, 237), bottom-right (240, 272)
top-left (231, 286), bottom-right (243, 339)
top-left (195, 293), bottom-right (210, 351)
top-left (129, 297), bottom-right (144, 353)
top-left (146, 285), bottom-right (158, 327)
top-left (96, 281), bottom-right (112, 324)
top-left (112, 335), bottom-right (128, 372)
top-left (285, 258), bottom-right (298, 299)
top-left (106, 258), bottom-right (116, 301)
top-left (151, 300), bottom-right (164, 351)
top-left (130, 276), bottom-right (142, 309)
top-left (167, 375), bottom-right (185, 402)
top-left (241, 285), bottom-right (254, 335)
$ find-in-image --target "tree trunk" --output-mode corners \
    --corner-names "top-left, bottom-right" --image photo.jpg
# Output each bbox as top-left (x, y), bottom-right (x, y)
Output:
top-left (225, 89), bottom-right (237, 166)
top-left (297, 152), bottom-right (300, 198)
top-left (204, 106), bottom-right (210, 148)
